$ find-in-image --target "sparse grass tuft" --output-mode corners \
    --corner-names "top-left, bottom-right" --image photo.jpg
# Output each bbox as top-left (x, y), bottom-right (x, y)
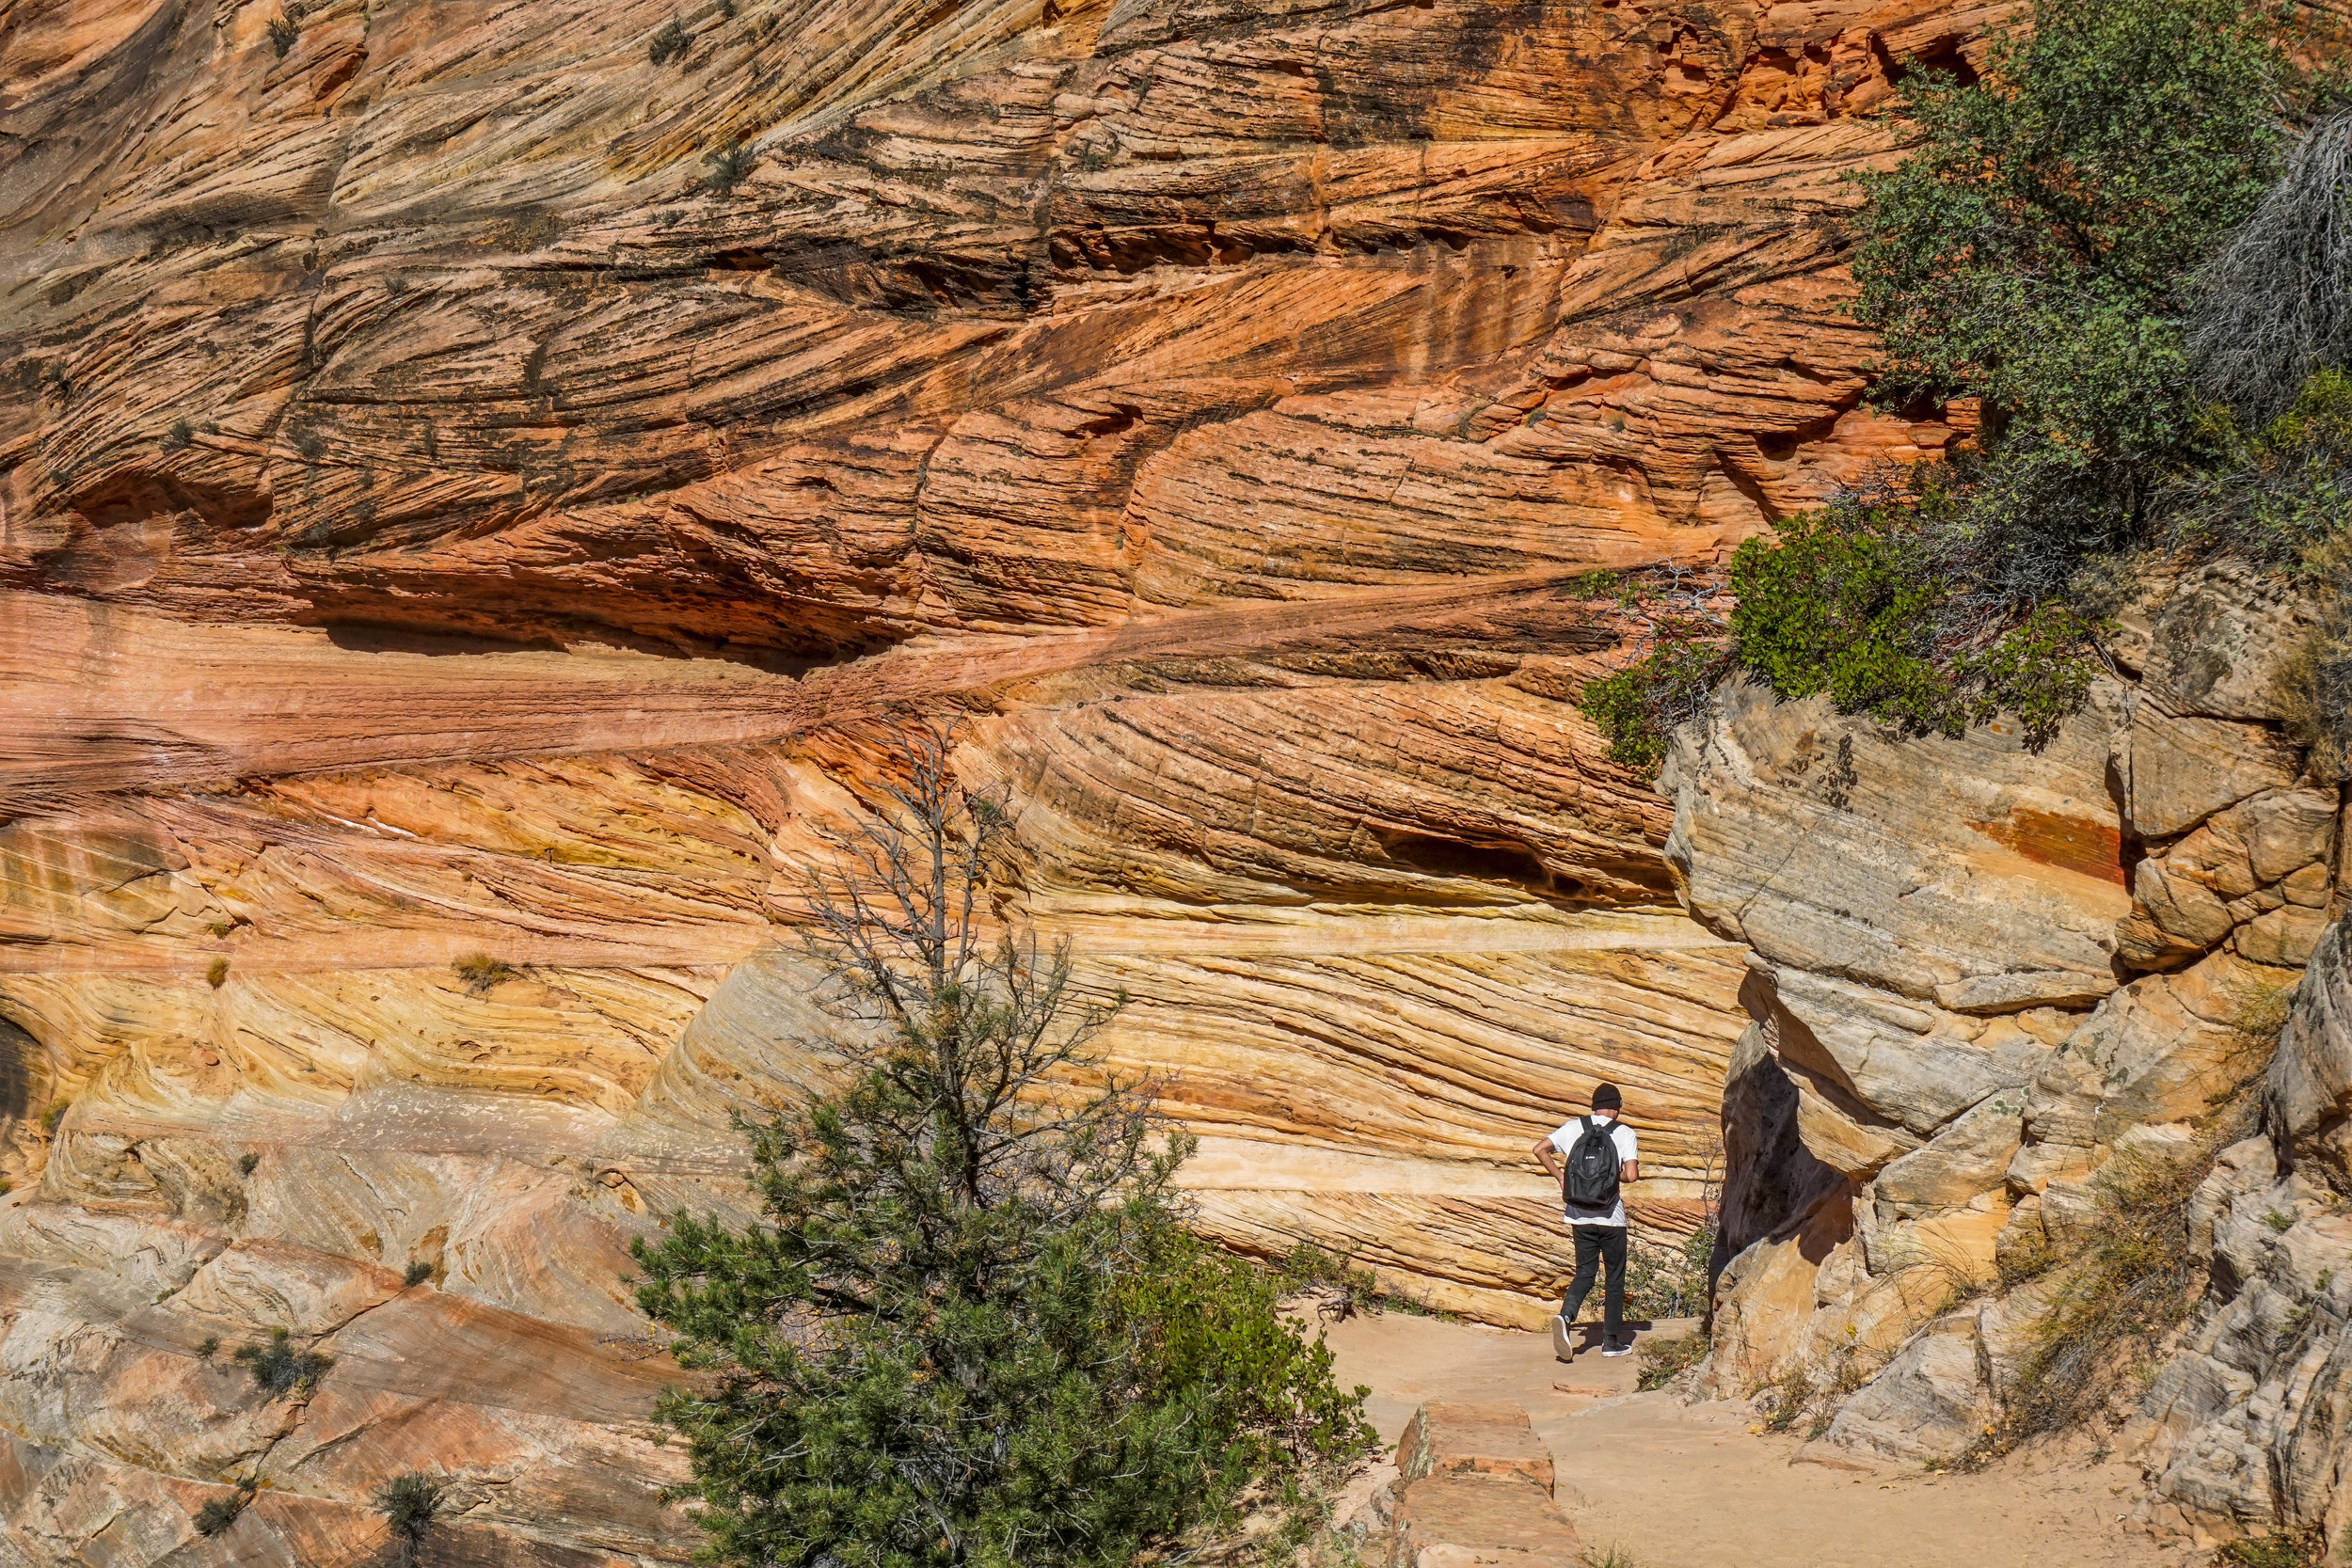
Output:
top-left (233, 1327), bottom-right (332, 1396)
top-left (206, 957), bottom-right (230, 989)
top-left (452, 953), bottom-right (516, 994)
top-left (194, 1487), bottom-right (251, 1536)
top-left (1635, 1332), bottom-right (1708, 1391)
top-left (373, 1472), bottom-right (445, 1562)
top-left (2216, 1526), bottom-right (2328, 1567)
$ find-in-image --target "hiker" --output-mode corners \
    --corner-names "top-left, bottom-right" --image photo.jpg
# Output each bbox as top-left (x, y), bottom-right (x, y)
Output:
top-left (1533, 1082), bottom-right (1639, 1363)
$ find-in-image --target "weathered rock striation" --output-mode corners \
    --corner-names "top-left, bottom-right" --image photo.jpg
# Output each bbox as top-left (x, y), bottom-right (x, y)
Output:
top-left (1667, 561), bottom-right (2352, 1546)
top-left (0, 0), bottom-right (2010, 1558)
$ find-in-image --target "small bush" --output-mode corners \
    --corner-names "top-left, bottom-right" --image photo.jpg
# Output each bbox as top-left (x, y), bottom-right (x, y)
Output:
top-left (647, 18), bottom-right (689, 64)
top-left (206, 957), bottom-right (230, 989)
top-left (233, 1327), bottom-right (332, 1396)
top-left (451, 953), bottom-right (516, 994)
top-left (193, 1489), bottom-right (250, 1536)
top-left (197, 1335), bottom-right (220, 1361)
top-left (374, 1473), bottom-right (444, 1561)
top-left (265, 15), bottom-right (298, 55)
top-left (162, 420), bottom-right (194, 451)
top-left (405, 1259), bottom-right (434, 1287)
top-left (238, 1152), bottom-right (259, 1177)
top-left (1623, 1227), bottom-right (1714, 1321)
top-left (704, 140), bottom-right (755, 196)
top-left (40, 1101), bottom-right (68, 1135)
top-left (1581, 629), bottom-right (1732, 776)
top-left (1634, 1332), bottom-right (1708, 1392)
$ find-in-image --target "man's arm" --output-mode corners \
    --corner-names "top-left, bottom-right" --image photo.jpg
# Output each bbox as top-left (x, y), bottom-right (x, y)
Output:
top-left (1620, 1158), bottom-right (1640, 1182)
top-left (1534, 1134), bottom-right (1562, 1181)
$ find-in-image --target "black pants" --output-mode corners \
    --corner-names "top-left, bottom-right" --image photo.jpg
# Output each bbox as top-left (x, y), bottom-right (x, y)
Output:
top-left (1560, 1225), bottom-right (1627, 1346)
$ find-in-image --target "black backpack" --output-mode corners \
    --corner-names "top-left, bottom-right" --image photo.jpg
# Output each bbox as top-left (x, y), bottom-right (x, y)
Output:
top-left (1562, 1117), bottom-right (1621, 1212)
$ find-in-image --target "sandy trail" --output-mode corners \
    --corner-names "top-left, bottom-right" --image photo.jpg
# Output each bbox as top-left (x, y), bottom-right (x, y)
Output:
top-left (1321, 1310), bottom-right (2201, 1568)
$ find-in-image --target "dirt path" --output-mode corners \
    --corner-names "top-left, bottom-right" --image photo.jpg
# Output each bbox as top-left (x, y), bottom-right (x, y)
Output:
top-left (1321, 1310), bottom-right (2202, 1568)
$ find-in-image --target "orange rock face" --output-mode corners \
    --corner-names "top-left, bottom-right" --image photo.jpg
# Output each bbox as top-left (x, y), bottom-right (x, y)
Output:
top-left (0, 0), bottom-right (1993, 1556)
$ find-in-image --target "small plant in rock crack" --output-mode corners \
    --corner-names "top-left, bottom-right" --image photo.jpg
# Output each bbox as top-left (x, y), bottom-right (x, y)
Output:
top-left (265, 14), bottom-right (298, 54)
top-left (238, 1151), bottom-right (260, 1176)
top-left (647, 18), bottom-right (689, 64)
top-left (233, 1327), bottom-right (332, 1396)
top-left (162, 419), bottom-right (193, 451)
top-left (40, 1101), bottom-right (67, 1135)
top-left (197, 1335), bottom-right (220, 1361)
top-left (451, 952), bottom-right (516, 993)
top-left (207, 957), bottom-right (230, 989)
top-left (193, 1483), bottom-right (255, 1536)
top-left (704, 139), bottom-right (755, 196)
top-left (405, 1259), bottom-right (435, 1287)
top-left (373, 1473), bottom-right (445, 1564)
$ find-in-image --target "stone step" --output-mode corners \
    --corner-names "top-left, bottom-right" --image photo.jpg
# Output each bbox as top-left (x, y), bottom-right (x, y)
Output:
top-left (1370, 1402), bottom-right (1581, 1568)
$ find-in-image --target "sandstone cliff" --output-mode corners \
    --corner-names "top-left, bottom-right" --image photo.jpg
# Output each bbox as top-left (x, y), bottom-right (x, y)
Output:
top-left (0, 0), bottom-right (2005, 1558)
top-left (1667, 562), bottom-right (2352, 1549)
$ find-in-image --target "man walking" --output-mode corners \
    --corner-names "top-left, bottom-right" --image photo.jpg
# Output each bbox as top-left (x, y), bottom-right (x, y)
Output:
top-left (1533, 1082), bottom-right (1639, 1362)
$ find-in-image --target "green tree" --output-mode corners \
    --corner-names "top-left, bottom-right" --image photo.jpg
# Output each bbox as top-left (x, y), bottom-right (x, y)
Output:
top-left (631, 723), bottom-right (1370, 1568)
top-left (1851, 0), bottom-right (2285, 497)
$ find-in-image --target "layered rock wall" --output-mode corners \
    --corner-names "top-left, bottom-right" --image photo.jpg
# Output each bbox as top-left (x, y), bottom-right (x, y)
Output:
top-left (0, 0), bottom-right (2003, 1558)
top-left (1667, 562), bottom-right (2352, 1545)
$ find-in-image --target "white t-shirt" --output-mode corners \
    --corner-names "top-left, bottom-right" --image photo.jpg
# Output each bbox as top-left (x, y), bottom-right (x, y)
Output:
top-left (1549, 1114), bottom-right (1638, 1228)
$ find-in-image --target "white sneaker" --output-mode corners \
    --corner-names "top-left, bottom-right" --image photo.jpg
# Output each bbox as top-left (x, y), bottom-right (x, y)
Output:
top-left (1550, 1315), bottom-right (1575, 1363)
top-left (1600, 1340), bottom-right (1633, 1357)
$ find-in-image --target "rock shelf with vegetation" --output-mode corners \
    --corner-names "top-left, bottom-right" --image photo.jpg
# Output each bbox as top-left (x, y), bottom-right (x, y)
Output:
top-left (5, 0), bottom-right (2352, 1560)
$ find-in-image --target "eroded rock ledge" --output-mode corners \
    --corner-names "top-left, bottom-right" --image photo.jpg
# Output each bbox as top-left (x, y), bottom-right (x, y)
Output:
top-left (1668, 562), bottom-right (2352, 1546)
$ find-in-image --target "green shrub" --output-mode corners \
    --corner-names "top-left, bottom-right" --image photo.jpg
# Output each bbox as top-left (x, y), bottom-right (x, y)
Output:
top-left (630, 724), bottom-right (1371, 1568)
top-left (647, 18), bottom-right (689, 64)
top-left (238, 1151), bottom-right (259, 1177)
top-left (404, 1259), bottom-right (434, 1287)
top-left (1852, 0), bottom-right (2283, 480)
top-left (265, 14), bottom-right (298, 55)
top-left (206, 957), bottom-right (229, 990)
top-left (233, 1327), bottom-right (332, 1396)
top-left (373, 1473), bottom-right (444, 1564)
top-left (1579, 626), bottom-right (1732, 775)
top-left (162, 420), bottom-right (194, 451)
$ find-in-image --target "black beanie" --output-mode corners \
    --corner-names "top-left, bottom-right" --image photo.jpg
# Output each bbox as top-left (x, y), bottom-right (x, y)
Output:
top-left (1592, 1083), bottom-right (1622, 1111)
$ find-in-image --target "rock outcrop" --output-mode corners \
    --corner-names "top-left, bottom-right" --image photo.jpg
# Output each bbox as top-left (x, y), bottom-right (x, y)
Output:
top-left (0, 0), bottom-right (2012, 1557)
top-left (1666, 562), bottom-right (2352, 1545)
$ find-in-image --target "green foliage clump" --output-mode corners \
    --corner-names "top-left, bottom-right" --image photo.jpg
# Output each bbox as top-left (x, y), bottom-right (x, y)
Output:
top-left (238, 1151), bottom-right (260, 1177)
top-left (630, 725), bottom-right (1371, 1568)
top-left (404, 1259), bottom-right (435, 1287)
top-left (265, 14), bottom-right (298, 55)
top-left (1579, 626), bottom-right (1731, 774)
top-left (2215, 1527), bottom-right (2328, 1568)
top-left (233, 1327), bottom-right (332, 1396)
top-left (1852, 0), bottom-right (2283, 484)
top-left (206, 957), bottom-right (230, 990)
top-left (1727, 485), bottom-right (2102, 749)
